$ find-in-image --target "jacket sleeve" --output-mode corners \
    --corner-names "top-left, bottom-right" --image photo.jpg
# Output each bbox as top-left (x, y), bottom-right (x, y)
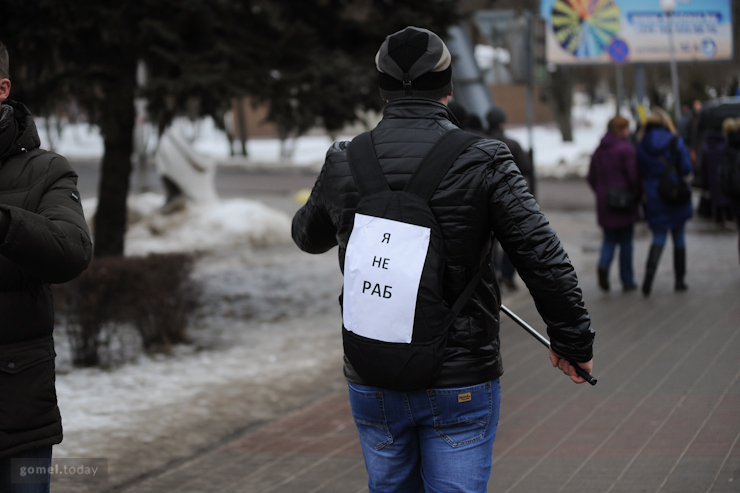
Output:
top-left (0, 154), bottom-right (92, 283)
top-left (291, 144), bottom-right (343, 254)
top-left (486, 144), bottom-right (594, 363)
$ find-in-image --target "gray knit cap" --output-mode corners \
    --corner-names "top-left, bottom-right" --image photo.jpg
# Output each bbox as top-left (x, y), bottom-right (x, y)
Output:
top-left (375, 26), bottom-right (453, 101)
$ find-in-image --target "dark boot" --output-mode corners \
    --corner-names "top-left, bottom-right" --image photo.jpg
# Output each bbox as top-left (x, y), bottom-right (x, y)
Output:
top-left (674, 247), bottom-right (688, 291)
top-left (597, 265), bottom-right (610, 291)
top-left (642, 244), bottom-right (664, 297)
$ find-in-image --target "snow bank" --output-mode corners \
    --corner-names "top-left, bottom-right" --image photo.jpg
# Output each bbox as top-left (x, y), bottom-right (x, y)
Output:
top-left (82, 193), bottom-right (292, 255)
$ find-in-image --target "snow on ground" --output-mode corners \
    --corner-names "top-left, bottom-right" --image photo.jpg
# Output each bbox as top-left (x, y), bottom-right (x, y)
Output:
top-left (38, 98), bottom-right (627, 178)
top-left (81, 193), bottom-right (292, 255)
top-left (53, 235), bottom-right (346, 478)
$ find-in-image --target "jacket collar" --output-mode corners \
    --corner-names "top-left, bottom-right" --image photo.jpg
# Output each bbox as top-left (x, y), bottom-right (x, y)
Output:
top-left (382, 98), bottom-right (459, 126)
top-left (0, 100), bottom-right (41, 162)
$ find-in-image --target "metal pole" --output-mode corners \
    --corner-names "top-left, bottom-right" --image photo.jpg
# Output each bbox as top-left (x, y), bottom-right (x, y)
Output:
top-left (500, 305), bottom-right (597, 385)
top-left (525, 11), bottom-right (536, 197)
top-left (667, 12), bottom-right (681, 122)
top-left (615, 64), bottom-right (624, 116)
top-left (634, 63), bottom-right (647, 123)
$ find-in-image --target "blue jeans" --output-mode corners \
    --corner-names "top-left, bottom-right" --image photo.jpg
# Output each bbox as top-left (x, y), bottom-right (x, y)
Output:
top-left (348, 379), bottom-right (500, 493)
top-left (0, 446), bottom-right (52, 493)
top-left (651, 224), bottom-right (686, 248)
top-left (599, 226), bottom-right (636, 288)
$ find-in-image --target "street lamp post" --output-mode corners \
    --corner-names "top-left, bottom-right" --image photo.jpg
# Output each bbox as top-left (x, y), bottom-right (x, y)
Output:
top-left (661, 0), bottom-right (681, 122)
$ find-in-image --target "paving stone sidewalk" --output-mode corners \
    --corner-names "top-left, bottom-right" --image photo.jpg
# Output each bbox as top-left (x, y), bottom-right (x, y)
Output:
top-left (119, 181), bottom-right (740, 493)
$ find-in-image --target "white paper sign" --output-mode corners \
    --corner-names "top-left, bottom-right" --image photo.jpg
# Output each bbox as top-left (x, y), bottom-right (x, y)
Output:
top-left (343, 213), bottom-right (430, 343)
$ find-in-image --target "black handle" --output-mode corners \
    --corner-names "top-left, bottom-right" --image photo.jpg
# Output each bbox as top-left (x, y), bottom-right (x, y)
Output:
top-left (571, 362), bottom-right (597, 386)
top-left (500, 305), bottom-right (597, 386)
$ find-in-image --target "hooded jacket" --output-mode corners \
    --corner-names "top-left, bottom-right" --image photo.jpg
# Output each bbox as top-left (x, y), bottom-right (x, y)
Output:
top-left (0, 100), bottom-right (92, 458)
top-left (637, 125), bottom-right (693, 230)
top-left (292, 99), bottom-right (593, 388)
top-left (587, 131), bottom-right (641, 229)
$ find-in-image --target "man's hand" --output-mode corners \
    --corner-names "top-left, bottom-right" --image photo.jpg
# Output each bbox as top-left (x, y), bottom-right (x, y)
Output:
top-left (549, 350), bottom-right (593, 384)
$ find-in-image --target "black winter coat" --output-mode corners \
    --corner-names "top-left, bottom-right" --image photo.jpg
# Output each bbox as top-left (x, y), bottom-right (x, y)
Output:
top-left (0, 100), bottom-right (92, 458)
top-left (292, 99), bottom-right (593, 388)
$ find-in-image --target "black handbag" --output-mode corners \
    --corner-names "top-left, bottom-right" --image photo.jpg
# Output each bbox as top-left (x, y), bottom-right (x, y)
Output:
top-left (657, 137), bottom-right (692, 207)
top-left (606, 187), bottom-right (638, 212)
top-left (598, 154), bottom-right (637, 212)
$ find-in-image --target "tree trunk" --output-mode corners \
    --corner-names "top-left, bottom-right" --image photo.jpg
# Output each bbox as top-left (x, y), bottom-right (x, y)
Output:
top-left (236, 98), bottom-right (248, 156)
top-left (93, 77), bottom-right (136, 257)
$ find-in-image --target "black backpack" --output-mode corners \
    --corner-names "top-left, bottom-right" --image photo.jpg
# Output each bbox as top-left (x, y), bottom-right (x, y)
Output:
top-left (341, 129), bottom-right (483, 391)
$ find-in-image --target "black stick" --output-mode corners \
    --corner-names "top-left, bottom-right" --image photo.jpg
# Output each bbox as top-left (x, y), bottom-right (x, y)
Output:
top-left (501, 305), bottom-right (597, 386)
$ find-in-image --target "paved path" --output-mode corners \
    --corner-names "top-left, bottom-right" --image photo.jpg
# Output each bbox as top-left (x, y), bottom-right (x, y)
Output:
top-left (111, 179), bottom-right (740, 493)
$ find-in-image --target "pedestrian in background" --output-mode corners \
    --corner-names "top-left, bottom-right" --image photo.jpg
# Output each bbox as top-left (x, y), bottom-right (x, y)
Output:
top-left (587, 115), bottom-right (641, 292)
top-left (637, 108), bottom-right (693, 296)
top-left (486, 106), bottom-right (533, 290)
top-left (686, 99), bottom-right (703, 163)
top-left (700, 128), bottom-right (734, 228)
top-left (0, 40), bottom-right (93, 492)
top-left (720, 118), bottom-right (740, 265)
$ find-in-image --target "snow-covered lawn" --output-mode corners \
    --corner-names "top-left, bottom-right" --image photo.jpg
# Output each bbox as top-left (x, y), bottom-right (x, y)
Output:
top-left (81, 193), bottom-right (292, 256)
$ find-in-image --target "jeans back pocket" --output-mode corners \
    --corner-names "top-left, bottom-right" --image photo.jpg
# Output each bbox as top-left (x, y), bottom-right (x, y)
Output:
top-left (428, 381), bottom-right (493, 447)
top-left (347, 383), bottom-right (393, 450)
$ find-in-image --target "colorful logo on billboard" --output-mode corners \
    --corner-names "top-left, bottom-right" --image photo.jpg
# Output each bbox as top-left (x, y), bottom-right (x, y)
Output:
top-left (552, 0), bottom-right (621, 58)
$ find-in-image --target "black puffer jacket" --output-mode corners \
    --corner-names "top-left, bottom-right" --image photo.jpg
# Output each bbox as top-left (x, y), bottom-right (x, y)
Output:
top-left (292, 98), bottom-right (593, 388)
top-left (0, 100), bottom-right (92, 458)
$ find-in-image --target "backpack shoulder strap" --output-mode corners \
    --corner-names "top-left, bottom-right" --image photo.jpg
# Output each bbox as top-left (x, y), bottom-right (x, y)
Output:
top-left (346, 131), bottom-right (389, 196)
top-left (405, 129), bottom-right (482, 201)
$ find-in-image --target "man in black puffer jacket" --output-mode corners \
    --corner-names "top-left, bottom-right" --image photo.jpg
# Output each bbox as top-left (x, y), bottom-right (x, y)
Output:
top-left (0, 41), bottom-right (93, 492)
top-left (292, 27), bottom-right (594, 492)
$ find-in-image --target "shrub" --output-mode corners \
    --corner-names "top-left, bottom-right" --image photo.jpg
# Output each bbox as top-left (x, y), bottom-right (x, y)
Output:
top-left (55, 253), bottom-right (201, 367)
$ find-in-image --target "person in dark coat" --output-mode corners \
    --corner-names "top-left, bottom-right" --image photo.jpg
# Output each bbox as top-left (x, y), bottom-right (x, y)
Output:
top-left (700, 129), bottom-right (733, 226)
top-left (636, 108), bottom-right (693, 296)
top-left (486, 106), bottom-right (533, 185)
top-left (721, 118), bottom-right (740, 265)
top-left (587, 116), bottom-right (641, 292)
top-left (486, 106), bottom-right (534, 290)
top-left (292, 26), bottom-right (594, 492)
top-left (0, 41), bottom-right (92, 492)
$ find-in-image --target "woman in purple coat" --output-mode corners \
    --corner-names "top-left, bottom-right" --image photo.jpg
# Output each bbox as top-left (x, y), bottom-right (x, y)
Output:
top-left (588, 116), bottom-right (641, 292)
top-left (637, 108), bottom-right (693, 296)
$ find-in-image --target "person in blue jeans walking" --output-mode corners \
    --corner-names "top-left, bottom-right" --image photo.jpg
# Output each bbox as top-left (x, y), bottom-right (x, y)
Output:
top-left (588, 116), bottom-right (642, 292)
top-left (637, 108), bottom-right (693, 296)
top-left (292, 26), bottom-right (595, 493)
